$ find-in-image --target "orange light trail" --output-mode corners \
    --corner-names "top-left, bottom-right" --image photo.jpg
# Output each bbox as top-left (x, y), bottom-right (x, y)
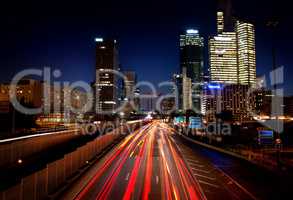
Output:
top-left (75, 124), bottom-right (152, 200)
top-left (142, 128), bottom-right (155, 200)
top-left (75, 122), bottom-right (205, 200)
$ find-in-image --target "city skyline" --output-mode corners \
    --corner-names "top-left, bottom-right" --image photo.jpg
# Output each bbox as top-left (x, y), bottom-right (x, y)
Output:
top-left (1, 1), bottom-right (293, 199)
top-left (0, 0), bottom-right (292, 95)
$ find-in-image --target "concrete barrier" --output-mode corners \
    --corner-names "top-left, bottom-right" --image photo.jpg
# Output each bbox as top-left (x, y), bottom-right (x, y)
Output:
top-left (22, 174), bottom-right (36, 200)
top-left (0, 130), bottom-right (80, 169)
top-left (64, 154), bottom-right (73, 179)
top-left (3, 184), bottom-right (22, 200)
top-left (47, 162), bottom-right (58, 194)
top-left (36, 168), bottom-right (48, 200)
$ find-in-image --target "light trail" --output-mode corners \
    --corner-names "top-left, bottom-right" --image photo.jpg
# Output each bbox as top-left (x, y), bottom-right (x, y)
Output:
top-left (96, 127), bottom-right (150, 200)
top-left (142, 127), bottom-right (155, 200)
top-left (122, 137), bottom-right (147, 200)
top-left (73, 122), bottom-right (205, 200)
top-left (75, 124), bottom-right (152, 200)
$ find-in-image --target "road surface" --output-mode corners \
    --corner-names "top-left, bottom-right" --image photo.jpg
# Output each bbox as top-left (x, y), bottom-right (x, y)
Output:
top-left (61, 122), bottom-right (205, 200)
top-left (62, 121), bottom-right (264, 200)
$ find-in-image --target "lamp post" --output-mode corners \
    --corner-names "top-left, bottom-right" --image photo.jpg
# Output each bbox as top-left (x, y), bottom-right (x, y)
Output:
top-left (267, 19), bottom-right (282, 170)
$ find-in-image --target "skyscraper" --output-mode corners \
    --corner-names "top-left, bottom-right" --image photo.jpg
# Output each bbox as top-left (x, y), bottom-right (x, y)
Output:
top-left (182, 72), bottom-right (192, 111)
top-left (180, 29), bottom-right (204, 113)
top-left (236, 21), bottom-right (256, 86)
top-left (121, 71), bottom-right (139, 115)
top-left (217, 11), bottom-right (225, 34)
top-left (209, 15), bottom-right (238, 84)
top-left (209, 11), bottom-right (256, 86)
top-left (180, 29), bottom-right (204, 83)
top-left (208, 7), bottom-right (257, 122)
top-left (173, 74), bottom-right (183, 111)
top-left (218, 0), bottom-right (233, 32)
top-left (123, 71), bottom-right (136, 99)
top-left (95, 38), bottom-right (119, 113)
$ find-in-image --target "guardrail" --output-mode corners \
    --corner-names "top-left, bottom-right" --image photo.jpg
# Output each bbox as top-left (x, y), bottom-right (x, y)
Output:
top-left (180, 134), bottom-right (283, 171)
top-left (0, 121), bottom-right (146, 200)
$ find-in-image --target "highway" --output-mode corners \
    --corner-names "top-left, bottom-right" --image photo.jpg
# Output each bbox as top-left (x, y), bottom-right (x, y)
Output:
top-left (61, 121), bottom-right (204, 200)
top-left (62, 121), bottom-right (268, 200)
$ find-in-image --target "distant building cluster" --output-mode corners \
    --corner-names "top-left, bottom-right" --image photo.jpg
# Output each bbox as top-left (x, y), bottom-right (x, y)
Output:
top-left (205, 9), bottom-right (257, 122)
top-left (170, 6), bottom-right (285, 124)
top-left (0, 0), bottom-right (291, 129)
top-left (94, 38), bottom-right (141, 118)
top-left (209, 12), bottom-right (256, 86)
top-left (0, 79), bottom-right (88, 127)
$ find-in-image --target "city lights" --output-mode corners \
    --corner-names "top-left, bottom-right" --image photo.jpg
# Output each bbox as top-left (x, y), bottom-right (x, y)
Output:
top-left (95, 38), bottom-right (104, 42)
top-left (186, 29), bottom-right (199, 34)
top-left (0, 1), bottom-right (291, 199)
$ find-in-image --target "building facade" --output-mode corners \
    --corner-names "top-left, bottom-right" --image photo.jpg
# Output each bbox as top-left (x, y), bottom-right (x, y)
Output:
top-left (180, 29), bottom-right (204, 83)
top-left (209, 11), bottom-right (238, 84)
top-left (236, 21), bottom-right (256, 86)
top-left (209, 12), bottom-right (256, 86)
top-left (182, 72), bottom-right (192, 111)
top-left (205, 84), bottom-right (254, 123)
top-left (180, 29), bottom-right (204, 113)
top-left (284, 96), bottom-right (293, 117)
top-left (0, 79), bottom-right (43, 113)
top-left (173, 74), bottom-right (183, 111)
top-left (121, 71), bottom-right (139, 116)
top-left (253, 88), bottom-right (272, 116)
top-left (95, 38), bottom-right (119, 113)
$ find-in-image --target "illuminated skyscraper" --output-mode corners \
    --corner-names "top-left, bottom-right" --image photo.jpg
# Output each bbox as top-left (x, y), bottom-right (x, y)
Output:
top-left (180, 29), bottom-right (204, 112)
top-left (95, 38), bottom-right (119, 113)
top-left (173, 71), bottom-right (192, 111)
top-left (209, 13), bottom-right (238, 84)
top-left (182, 71), bottom-right (192, 111)
top-left (209, 12), bottom-right (256, 86)
top-left (236, 21), bottom-right (256, 86)
top-left (173, 74), bottom-right (183, 110)
top-left (218, 0), bottom-right (233, 31)
top-left (180, 29), bottom-right (204, 83)
top-left (217, 11), bottom-right (224, 33)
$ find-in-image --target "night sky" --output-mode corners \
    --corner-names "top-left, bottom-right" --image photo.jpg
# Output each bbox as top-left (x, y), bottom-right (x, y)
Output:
top-left (0, 0), bottom-right (292, 94)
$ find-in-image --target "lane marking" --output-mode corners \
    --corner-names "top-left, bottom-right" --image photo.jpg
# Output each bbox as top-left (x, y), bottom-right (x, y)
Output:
top-left (168, 132), bottom-right (208, 200)
top-left (186, 158), bottom-right (200, 163)
top-left (198, 180), bottom-right (219, 188)
top-left (189, 163), bottom-right (205, 168)
top-left (191, 167), bottom-right (210, 173)
top-left (125, 172), bottom-right (130, 181)
top-left (193, 173), bottom-right (216, 181)
top-left (171, 129), bottom-right (257, 200)
top-left (215, 167), bottom-right (259, 200)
